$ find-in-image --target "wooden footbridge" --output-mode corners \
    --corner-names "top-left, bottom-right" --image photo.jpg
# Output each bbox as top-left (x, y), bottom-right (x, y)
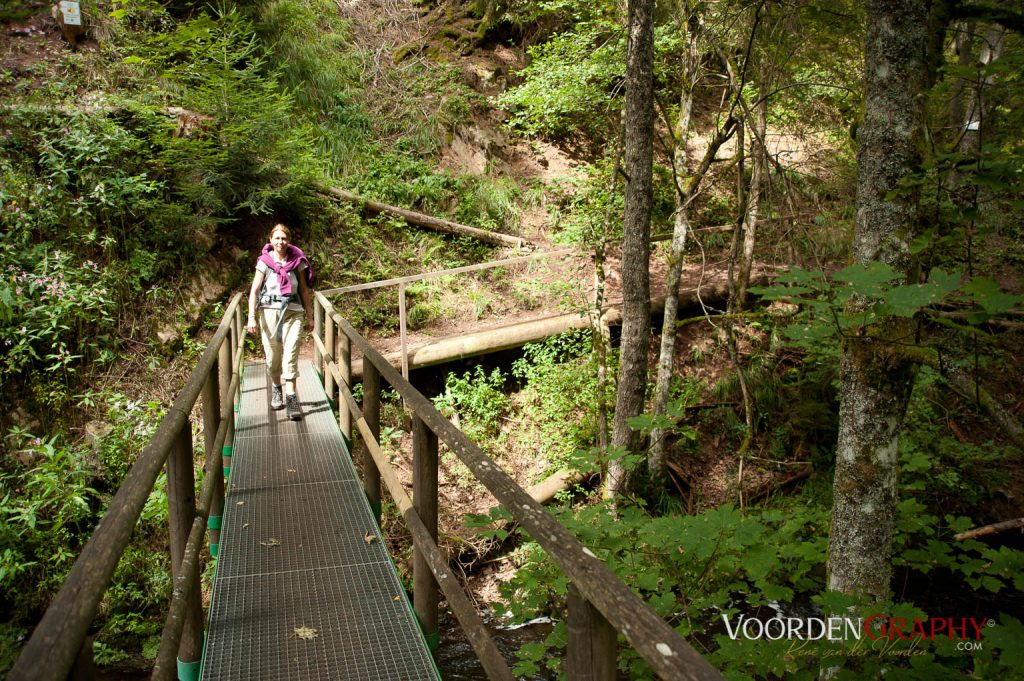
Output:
top-left (9, 292), bottom-right (723, 681)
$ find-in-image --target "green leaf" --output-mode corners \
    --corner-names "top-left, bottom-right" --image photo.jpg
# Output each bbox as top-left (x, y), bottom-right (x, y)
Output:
top-left (783, 322), bottom-right (836, 345)
top-left (963, 277), bottom-right (1024, 315)
top-left (908, 233), bottom-right (932, 255)
top-left (879, 268), bottom-right (959, 316)
top-left (883, 284), bottom-right (945, 316)
top-left (986, 616), bottom-right (1024, 670)
top-left (833, 261), bottom-right (900, 295)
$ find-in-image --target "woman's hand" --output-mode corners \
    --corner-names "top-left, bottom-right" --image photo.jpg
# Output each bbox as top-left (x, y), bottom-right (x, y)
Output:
top-left (247, 316), bottom-right (258, 335)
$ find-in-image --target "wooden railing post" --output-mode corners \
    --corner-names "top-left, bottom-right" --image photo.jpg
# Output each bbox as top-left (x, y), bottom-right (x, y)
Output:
top-left (398, 283), bottom-right (409, 381)
top-left (338, 330), bottom-right (351, 444)
top-left (314, 299), bottom-right (324, 380)
top-left (202, 362), bottom-right (224, 558)
top-left (412, 414), bottom-right (439, 650)
top-left (223, 326), bottom-right (238, 477)
top-left (325, 313), bottom-right (336, 403)
top-left (218, 339), bottom-right (233, 481)
top-left (166, 421), bottom-right (203, 678)
top-left (567, 583), bottom-right (616, 681)
top-left (362, 360), bottom-right (382, 523)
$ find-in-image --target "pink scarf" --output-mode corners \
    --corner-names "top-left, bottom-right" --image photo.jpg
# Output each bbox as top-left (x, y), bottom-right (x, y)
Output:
top-left (258, 244), bottom-right (312, 296)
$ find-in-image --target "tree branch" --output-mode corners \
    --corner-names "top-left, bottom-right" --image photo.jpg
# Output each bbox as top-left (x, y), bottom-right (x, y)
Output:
top-left (954, 517), bottom-right (1024, 541)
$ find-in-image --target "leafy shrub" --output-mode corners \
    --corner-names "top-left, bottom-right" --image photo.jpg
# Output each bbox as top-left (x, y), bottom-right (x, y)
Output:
top-left (544, 158), bottom-right (624, 246)
top-left (0, 433), bottom-right (101, 620)
top-left (498, 22), bottom-right (623, 139)
top-left (512, 330), bottom-right (601, 467)
top-left (0, 248), bottom-right (117, 401)
top-left (434, 365), bottom-right (510, 445)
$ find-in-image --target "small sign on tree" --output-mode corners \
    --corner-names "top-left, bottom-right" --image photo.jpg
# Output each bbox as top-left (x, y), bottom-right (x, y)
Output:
top-left (58, 1), bottom-right (81, 25)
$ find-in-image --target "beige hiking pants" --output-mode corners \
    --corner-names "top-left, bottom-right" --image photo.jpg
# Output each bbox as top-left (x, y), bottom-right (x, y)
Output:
top-left (259, 307), bottom-right (304, 383)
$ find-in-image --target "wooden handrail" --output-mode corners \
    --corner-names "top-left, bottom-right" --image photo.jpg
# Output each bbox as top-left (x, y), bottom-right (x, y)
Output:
top-left (9, 294), bottom-right (245, 681)
top-left (313, 292), bottom-right (723, 681)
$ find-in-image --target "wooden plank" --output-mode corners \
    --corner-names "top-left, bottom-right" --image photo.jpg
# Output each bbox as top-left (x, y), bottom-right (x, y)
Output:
top-left (165, 422), bottom-right (203, 671)
top-left (325, 314), bottom-right (336, 403)
top-left (338, 331), bottom-right (352, 443)
top-left (201, 366), bottom-right (223, 554)
top-left (361, 361), bottom-right (382, 523)
top-left (314, 301), bottom-right (324, 377)
top-left (399, 282), bottom-right (409, 381)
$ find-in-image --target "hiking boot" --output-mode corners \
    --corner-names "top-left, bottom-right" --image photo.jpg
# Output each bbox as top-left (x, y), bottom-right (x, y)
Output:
top-left (270, 384), bottom-right (284, 411)
top-left (286, 394), bottom-right (302, 421)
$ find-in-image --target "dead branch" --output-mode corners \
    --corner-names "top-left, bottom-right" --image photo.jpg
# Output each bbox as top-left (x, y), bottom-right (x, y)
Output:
top-left (954, 517), bottom-right (1024, 541)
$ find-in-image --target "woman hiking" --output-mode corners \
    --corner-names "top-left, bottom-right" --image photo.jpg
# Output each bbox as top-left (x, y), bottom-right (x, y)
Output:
top-left (246, 223), bottom-right (313, 420)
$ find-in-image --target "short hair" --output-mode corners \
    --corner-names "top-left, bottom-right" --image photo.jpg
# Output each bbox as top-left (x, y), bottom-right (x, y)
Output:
top-left (269, 223), bottom-right (291, 239)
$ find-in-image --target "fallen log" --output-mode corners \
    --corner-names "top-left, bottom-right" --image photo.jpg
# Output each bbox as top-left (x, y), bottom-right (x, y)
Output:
top-left (319, 185), bottom-right (525, 249)
top-left (525, 470), bottom-right (590, 506)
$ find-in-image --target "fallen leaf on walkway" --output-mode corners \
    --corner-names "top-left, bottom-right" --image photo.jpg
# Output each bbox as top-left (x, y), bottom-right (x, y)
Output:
top-left (287, 469), bottom-right (296, 473)
top-left (364, 531), bottom-right (378, 544)
top-left (236, 501), bottom-right (245, 506)
top-left (294, 626), bottom-right (318, 640)
top-left (261, 538), bottom-right (281, 547)
top-left (243, 523), bottom-right (250, 529)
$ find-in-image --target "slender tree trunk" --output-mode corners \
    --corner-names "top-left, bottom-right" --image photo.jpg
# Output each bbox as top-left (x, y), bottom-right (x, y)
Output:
top-left (736, 77), bottom-right (769, 310)
top-left (826, 0), bottom-right (929, 599)
top-left (594, 242), bottom-right (610, 451)
top-left (648, 6), bottom-right (702, 492)
top-left (606, 0), bottom-right (656, 499)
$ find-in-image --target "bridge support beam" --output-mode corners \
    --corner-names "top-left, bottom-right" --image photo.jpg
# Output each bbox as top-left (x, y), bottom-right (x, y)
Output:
top-left (413, 415), bottom-right (439, 650)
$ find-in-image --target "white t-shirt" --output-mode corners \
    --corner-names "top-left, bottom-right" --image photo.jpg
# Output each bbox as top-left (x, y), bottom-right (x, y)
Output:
top-left (257, 260), bottom-right (306, 312)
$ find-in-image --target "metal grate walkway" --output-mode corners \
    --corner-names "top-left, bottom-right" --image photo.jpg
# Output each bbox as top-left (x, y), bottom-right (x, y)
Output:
top-left (201, 360), bottom-right (440, 680)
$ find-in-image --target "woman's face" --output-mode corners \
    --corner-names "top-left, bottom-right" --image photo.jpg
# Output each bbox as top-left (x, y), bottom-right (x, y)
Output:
top-left (271, 229), bottom-right (289, 255)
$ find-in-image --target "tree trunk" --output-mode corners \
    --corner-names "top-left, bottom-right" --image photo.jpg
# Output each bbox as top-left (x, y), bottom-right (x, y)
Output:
top-left (648, 6), bottom-right (701, 493)
top-left (826, 0), bottom-right (929, 599)
top-left (594, 243), bottom-right (611, 451)
top-left (735, 76), bottom-right (769, 310)
top-left (321, 186), bottom-right (524, 248)
top-left (606, 0), bottom-right (656, 499)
